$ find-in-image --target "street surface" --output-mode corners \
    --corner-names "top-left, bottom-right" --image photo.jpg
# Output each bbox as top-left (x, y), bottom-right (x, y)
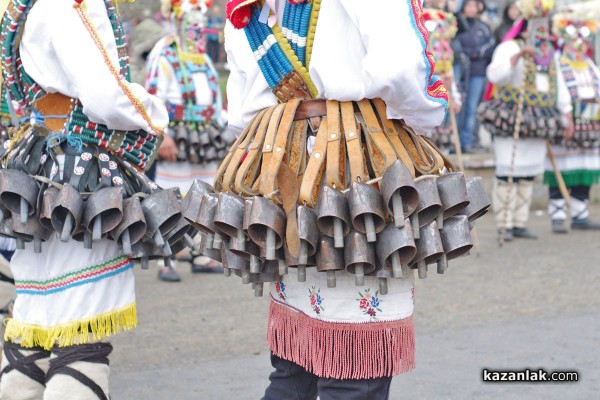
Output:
top-left (1, 202), bottom-right (598, 399)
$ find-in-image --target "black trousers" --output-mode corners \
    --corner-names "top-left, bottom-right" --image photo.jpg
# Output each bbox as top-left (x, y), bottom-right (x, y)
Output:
top-left (262, 354), bottom-right (393, 400)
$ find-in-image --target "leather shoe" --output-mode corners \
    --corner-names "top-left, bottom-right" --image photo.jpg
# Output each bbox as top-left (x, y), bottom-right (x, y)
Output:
top-left (571, 218), bottom-right (600, 230)
top-left (552, 219), bottom-right (568, 234)
top-left (512, 227), bottom-right (537, 239)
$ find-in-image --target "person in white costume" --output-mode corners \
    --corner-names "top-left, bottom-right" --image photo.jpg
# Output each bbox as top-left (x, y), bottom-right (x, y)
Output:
top-left (0, 0), bottom-right (169, 398)
top-left (543, 9), bottom-right (600, 233)
top-left (146, 0), bottom-right (230, 281)
top-left (481, 0), bottom-right (572, 241)
top-left (221, 0), bottom-right (477, 398)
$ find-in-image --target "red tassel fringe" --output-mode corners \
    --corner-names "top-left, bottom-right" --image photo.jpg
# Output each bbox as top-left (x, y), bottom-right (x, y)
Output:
top-left (267, 300), bottom-right (416, 380)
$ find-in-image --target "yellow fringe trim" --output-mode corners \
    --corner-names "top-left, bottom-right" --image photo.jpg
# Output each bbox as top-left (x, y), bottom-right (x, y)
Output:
top-left (4, 303), bottom-right (137, 350)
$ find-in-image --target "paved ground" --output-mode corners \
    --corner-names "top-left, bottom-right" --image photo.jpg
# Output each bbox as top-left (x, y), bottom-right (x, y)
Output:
top-left (1, 199), bottom-right (599, 399)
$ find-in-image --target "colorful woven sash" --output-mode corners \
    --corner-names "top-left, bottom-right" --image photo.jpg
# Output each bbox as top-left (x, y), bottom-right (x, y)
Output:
top-left (0, 0), bottom-right (159, 170)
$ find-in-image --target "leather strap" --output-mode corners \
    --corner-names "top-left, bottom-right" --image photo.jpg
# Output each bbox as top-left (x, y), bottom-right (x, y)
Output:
top-left (294, 99), bottom-right (327, 121)
top-left (234, 106), bottom-right (276, 195)
top-left (299, 118), bottom-right (329, 207)
top-left (32, 93), bottom-right (74, 132)
top-left (260, 99), bottom-right (302, 203)
top-left (340, 101), bottom-right (367, 184)
top-left (396, 123), bottom-right (439, 176)
top-left (371, 99), bottom-right (416, 178)
top-left (325, 100), bottom-right (346, 189)
top-left (357, 99), bottom-right (397, 178)
top-left (220, 110), bottom-right (264, 193)
top-left (213, 108), bottom-right (266, 192)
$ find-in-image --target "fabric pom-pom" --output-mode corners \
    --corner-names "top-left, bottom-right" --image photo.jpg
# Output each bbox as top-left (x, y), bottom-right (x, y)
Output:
top-left (226, 0), bottom-right (256, 29)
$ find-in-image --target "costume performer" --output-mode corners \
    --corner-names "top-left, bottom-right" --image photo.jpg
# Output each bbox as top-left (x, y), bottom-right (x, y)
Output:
top-left (147, 0), bottom-right (229, 193)
top-left (423, 7), bottom-right (462, 152)
top-left (146, 0), bottom-right (231, 280)
top-left (544, 9), bottom-right (600, 232)
top-left (480, 0), bottom-right (571, 241)
top-left (0, 0), bottom-right (199, 397)
top-left (193, 0), bottom-right (490, 397)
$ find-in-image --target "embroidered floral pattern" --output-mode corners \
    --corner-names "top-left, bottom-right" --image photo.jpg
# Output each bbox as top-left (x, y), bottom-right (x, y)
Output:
top-left (308, 286), bottom-right (324, 315)
top-left (275, 281), bottom-right (287, 302)
top-left (357, 288), bottom-right (383, 320)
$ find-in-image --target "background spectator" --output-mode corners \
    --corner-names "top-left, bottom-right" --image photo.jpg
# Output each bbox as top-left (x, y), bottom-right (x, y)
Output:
top-left (456, 0), bottom-right (495, 152)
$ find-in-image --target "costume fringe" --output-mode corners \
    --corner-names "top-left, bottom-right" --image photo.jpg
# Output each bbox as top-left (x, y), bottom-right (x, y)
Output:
top-left (4, 303), bottom-right (137, 350)
top-left (267, 300), bottom-right (415, 380)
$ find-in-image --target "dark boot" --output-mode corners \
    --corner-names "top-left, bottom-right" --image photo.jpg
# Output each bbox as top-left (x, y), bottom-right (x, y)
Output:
top-left (512, 227), bottom-right (538, 239)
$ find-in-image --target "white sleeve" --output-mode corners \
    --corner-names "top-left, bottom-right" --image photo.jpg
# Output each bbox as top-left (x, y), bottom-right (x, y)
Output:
top-left (340, 0), bottom-right (448, 132)
top-left (224, 21), bottom-right (250, 135)
top-left (486, 41), bottom-right (520, 86)
top-left (19, 0), bottom-right (168, 134)
top-left (555, 58), bottom-right (573, 116)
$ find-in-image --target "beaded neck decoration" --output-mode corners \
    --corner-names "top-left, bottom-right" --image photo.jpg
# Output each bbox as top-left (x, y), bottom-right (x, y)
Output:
top-left (227, 0), bottom-right (320, 103)
top-left (559, 53), bottom-right (600, 103)
top-left (494, 42), bottom-right (557, 109)
top-left (0, 0), bottom-right (159, 171)
top-left (147, 39), bottom-right (221, 127)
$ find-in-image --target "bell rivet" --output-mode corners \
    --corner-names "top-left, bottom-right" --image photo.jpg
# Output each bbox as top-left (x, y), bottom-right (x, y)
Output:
top-left (330, 134), bottom-right (336, 139)
top-left (276, 147), bottom-right (282, 152)
top-left (314, 152), bottom-right (320, 159)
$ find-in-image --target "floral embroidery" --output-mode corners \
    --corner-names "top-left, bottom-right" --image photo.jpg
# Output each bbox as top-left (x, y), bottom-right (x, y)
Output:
top-left (412, 287), bottom-right (415, 305)
top-left (275, 281), bottom-right (287, 302)
top-left (357, 288), bottom-right (383, 320)
top-left (308, 286), bottom-right (324, 315)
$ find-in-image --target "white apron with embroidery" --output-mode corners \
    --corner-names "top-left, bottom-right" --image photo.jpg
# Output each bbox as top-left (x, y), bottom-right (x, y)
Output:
top-left (225, 0), bottom-right (447, 379)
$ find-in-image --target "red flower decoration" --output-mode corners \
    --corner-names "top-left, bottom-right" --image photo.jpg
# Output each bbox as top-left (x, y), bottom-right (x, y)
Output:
top-left (359, 298), bottom-right (369, 309)
top-left (367, 308), bottom-right (376, 317)
top-left (288, 0), bottom-right (305, 4)
top-left (226, 0), bottom-right (256, 29)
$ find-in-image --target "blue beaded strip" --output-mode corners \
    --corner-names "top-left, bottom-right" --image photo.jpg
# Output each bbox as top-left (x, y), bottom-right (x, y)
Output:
top-left (244, 1), bottom-right (311, 90)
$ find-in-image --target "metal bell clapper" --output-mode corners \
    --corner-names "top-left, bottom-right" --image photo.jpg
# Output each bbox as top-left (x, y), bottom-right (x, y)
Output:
top-left (11, 213), bottom-right (53, 253)
top-left (165, 218), bottom-right (195, 251)
top-left (436, 172), bottom-right (470, 229)
top-left (214, 193), bottom-right (246, 251)
top-left (410, 221), bottom-right (444, 279)
top-left (439, 215), bottom-right (473, 274)
top-left (239, 199), bottom-right (266, 274)
top-left (111, 197), bottom-right (147, 256)
top-left (380, 160), bottom-right (419, 228)
top-left (196, 192), bottom-right (221, 250)
top-left (413, 176), bottom-right (442, 239)
top-left (83, 186), bottom-right (124, 242)
top-left (221, 240), bottom-right (250, 280)
top-left (366, 262), bottom-right (395, 295)
top-left (283, 243), bottom-right (315, 283)
top-left (247, 196), bottom-right (286, 261)
top-left (460, 176), bottom-right (491, 222)
top-left (316, 235), bottom-right (344, 288)
top-left (0, 169), bottom-right (40, 225)
top-left (39, 186), bottom-right (59, 232)
top-left (198, 232), bottom-right (223, 263)
top-left (181, 179), bottom-right (214, 230)
top-left (50, 183), bottom-right (84, 242)
top-left (375, 219), bottom-right (417, 279)
top-left (141, 188), bottom-right (183, 256)
top-left (316, 186), bottom-right (350, 248)
top-left (251, 260), bottom-right (280, 297)
top-left (295, 205), bottom-right (319, 277)
top-left (130, 241), bottom-right (165, 270)
top-left (347, 182), bottom-right (386, 243)
top-left (344, 231), bottom-right (376, 286)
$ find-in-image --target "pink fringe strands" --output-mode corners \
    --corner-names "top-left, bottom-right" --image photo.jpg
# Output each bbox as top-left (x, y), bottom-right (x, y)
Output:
top-left (267, 300), bottom-right (416, 380)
